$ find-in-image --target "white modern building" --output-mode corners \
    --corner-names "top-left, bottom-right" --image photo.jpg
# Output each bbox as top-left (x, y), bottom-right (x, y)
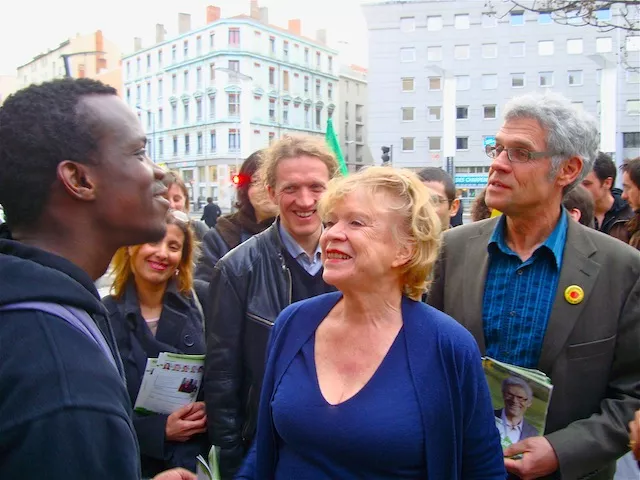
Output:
top-left (338, 64), bottom-right (373, 171)
top-left (122, 2), bottom-right (339, 210)
top-left (363, 0), bottom-right (640, 207)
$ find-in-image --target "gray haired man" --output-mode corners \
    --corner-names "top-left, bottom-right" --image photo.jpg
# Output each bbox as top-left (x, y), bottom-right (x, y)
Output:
top-left (429, 92), bottom-right (640, 479)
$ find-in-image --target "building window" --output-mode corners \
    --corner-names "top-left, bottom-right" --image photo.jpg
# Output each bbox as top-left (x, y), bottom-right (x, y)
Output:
top-left (454, 45), bottom-right (470, 60)
top-left (539, 71), bottom-right (554, 87)
top-left (538, 40), bottom-right (554, 56)
top-left (269, 67), bottom-right (275, 86)
top-left (595, 8), bottom-right (612, 20)
top-left (196, 36), bottom-right (202, 55)
top-left (400, 16), bottom-right (415, 32)
top-left (146, 54), bottom-right (151, 70)
top-left (158, 108), bottom-right (163, 127)
top-left (283, 101), bottom-right (290, 125)
top-left (126, 88), bottom-right (131, 104)
top-left (316, 79), bottom-right (321, 97)
top-left (328, 82), bottom-right (333, 100)
top-left (229, 129), bottom-right (240, 151)
top-left (158, 79), bottom-right (163, 98)
top-left (196, 98), bottom-right (203, 121)
top-left (173, 136), bottom-right (178, 156)
top-left (136, 85), bottom-right (141, 103)
top-left (510, 42), bottom-right (525, 57)
top-left (429, 137), bottom-right (441, 151)
top-left (171, 104), bottom-right (177, 125)
top-left (126, 61), bottom-right (131, 79)
top-left (146, 82), bottom-right (151, 104)
top-left (283, 71), bottom-right (290, 91)
top-left (456, 106), bottom-right (469, 120)
top-left (183, 70), bottom-right (189, 90)
top-left (147, 112), bottom-right (152, 129)
top-left (228, 60), bottom-right (239, 72)
top-left (197, 133), bottom-right (203, 154)
top-left (171, 74), bottom-right (177, 94)
top-left (596, 37), bottom-right (612, 53)
top-left (184, 134), bottom-right (190, 154)
top-left (623, 132), bottom-right (640, 148)
top-left (209, 32), bottom-right (215, 50)
top-left (568, 70), bottom-right (583, 86)
top-left (627, 100), bottom-right (640, 115)
top-left (283, 41), bottom-right (289, 59)
top-left (229, 28), bottom-right (240, 46)
top-left (567, 38), bottom-right (583, 54)
top-left (136, 57), bottom-right (141, 74)
top-left (402, 137), bottom-right (415, 152)
top-left (456, 137), bottom-right (469, 150)
top-left (328, 56), bottom-right (333, 72)
top-left (268, 98), bottom-right (276, 122)
top-left (269, 132), bottom-right (276, 145)
top-left (209, 96), bottom-right (216, 119)
top-left (454, 14), bottom-right (470, 29)
top-left (196, 67), bottom-right (202, 88)
top-left (428, 106), bottom-right (442, 121)
top-left (482, 13), bottom-right (497, 28)
top-left (402, 107), bottom-right (415, 121)
top-left (269, 37), bottom-right (276, 54)
top-left (210, 130), bottom-right (217, 152)
top-left (402, 77), bottom-right (414, 91)
top-left (158, 138), bottom-right (164, 157)
top-left (427, 46), bottom-right (443, 62)
top-left (304, 48), bottom-right (309, 64)
top-left (183, 102), bottom-right (189, 124)
top-left (484, 105), bottom-right (497, 119)
top-left (304, 105), bottom-right (310, 128)
top-left (210, 63), bottom-right (216, 81)
top-left (158, 50), bottom-right (163, 67)
top-left (304, 76), bottom-right (309, 93)
top-left (183, 40), bottom-right (189, 59)
top-left (511, 11), bottom-right (524, 25)
top-left (428, 76), bottom-right (441, 90)
top-left (482, 43), bottom-right (498, 58)
top-left (456, 75), bottom-right (470, 91)
top-left (538, 12), bottom-right (552, 24)
top-left (511, 73), bottom-right (525, 88)
top-left (228, 93), bottom-right (240, 117)
top-left (482, 74), bottom-right (498, 90)
top-left (315, 108), bottom-right (322, 129)
top-left (427, 16), bottom-right (442, 31)
top-left (316, 52), bottom-right (321, 68)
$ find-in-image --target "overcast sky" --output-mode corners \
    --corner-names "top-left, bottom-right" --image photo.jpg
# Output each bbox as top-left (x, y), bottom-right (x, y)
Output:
top-left (0, 0), bottom-right (372, 75)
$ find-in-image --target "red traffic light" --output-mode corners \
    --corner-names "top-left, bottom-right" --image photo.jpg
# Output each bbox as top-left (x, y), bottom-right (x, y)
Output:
top-left (231, 173), bottom-right (249, 186)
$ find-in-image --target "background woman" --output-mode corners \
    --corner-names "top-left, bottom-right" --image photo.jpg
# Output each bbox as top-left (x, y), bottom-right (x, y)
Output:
top-left (238, 167), bottom-right (504, 479)
top-left (194, 151), bottom-right (277, 284)
top-left (163, 170), bottom-right (210, 242)
top-left (103, 210), bottom-right (208, 477)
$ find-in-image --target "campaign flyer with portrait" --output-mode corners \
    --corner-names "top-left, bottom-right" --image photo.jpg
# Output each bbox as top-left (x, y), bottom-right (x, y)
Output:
top-left (482, 357), bottom-right (553, 451)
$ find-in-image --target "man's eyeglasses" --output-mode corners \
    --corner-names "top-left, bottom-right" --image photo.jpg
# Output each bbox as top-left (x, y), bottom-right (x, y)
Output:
top-left (485, 144), bottom-right (558, 164)
top-left (504, 392), bottom-right (529, 404)
top-left (430, 194), bottom-right (450, 206)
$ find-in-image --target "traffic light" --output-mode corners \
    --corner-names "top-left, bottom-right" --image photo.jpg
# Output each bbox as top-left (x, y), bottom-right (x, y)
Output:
top-left (381, 145), bottom-right (392, 164)
top-left (231, 173), bottom-right (249, 186)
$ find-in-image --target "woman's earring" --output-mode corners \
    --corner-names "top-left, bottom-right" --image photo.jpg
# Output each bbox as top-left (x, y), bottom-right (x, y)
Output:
top-left (175, 269), bottom-right (180, 276)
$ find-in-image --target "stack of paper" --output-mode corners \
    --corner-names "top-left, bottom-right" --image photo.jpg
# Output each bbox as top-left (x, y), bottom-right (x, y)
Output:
top-left (197, 445), bottom-right (221, 480)
top-left (134, 352), bottom-right (205, 415)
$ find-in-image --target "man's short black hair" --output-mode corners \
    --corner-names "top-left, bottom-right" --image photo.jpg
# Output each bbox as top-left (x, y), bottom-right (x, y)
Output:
top-left (563, 185), bottom-right (595, 228)
top-left (592, 152), bottom-right (617, 187)
top-left (417, 167), bottom-right (456, 204)
top-left (621, 157), bottom-right (640, 188)
top-left (0, 78), bottom-right (117, 228)
top-left (206, 197), bottom-right (213, 203)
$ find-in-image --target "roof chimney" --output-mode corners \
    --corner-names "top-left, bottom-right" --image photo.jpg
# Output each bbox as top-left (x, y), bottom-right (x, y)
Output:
top-left (250, 0), bottom-right (260, 20)
top-left (134, 37), bottom-right (143, 52)
top-left (259, 7), bottom-right (269, 24)
top-left (288, 19), bottom-right (301, 36)
top-left (178, 13), bottom-right (191, 34)
top-left (156, 24), bottom-right (166, 43)
top-left (316, 29), bottom-right (327, 44)
top-left (207, 5), bottom-right (221, 24)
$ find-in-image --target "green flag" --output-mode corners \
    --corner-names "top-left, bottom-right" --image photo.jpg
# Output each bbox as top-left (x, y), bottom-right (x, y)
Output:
top-left (325, 117), bottom-right (348, 176)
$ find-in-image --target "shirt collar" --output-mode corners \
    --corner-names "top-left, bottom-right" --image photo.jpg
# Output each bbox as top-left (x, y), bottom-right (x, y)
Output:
top-left (278, 220), bottom-right (322, 261)
top-left (488, 208), bottom-right (568, 269)
top-left (501, 409), bottom-right (523, 431)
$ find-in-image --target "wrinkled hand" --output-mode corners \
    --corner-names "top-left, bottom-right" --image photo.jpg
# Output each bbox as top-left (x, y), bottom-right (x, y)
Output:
top-left (629, 409), bottom-right (640, 461)
top-left (153, 467), bottom-right (197, 480)
top-left (165, 402), bottom-right (207, 442)
top-left (503, 436), bottom-right (559, 480)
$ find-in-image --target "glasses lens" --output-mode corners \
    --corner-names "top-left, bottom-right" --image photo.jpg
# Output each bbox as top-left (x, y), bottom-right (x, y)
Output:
top-left (485, 145), bottom-right (497, 158)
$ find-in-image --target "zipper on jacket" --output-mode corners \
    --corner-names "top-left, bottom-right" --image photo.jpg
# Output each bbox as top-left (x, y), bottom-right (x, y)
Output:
top-left (277, 252), bottom-right (293, 306)
top-left (247, 312), bottom-right (274, 327)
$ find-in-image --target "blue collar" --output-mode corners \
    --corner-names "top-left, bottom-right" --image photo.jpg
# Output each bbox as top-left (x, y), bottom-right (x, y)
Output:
top-left (488, 208), bottom-right (568, 269)
top-left (278, 220), bottom-right (322, 261)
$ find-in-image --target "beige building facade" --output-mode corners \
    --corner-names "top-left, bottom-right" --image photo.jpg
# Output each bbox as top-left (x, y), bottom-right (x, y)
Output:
top-left (337, 65), bottom-right (372, 171)
top-left (0, 75), bottom-right (18, 105)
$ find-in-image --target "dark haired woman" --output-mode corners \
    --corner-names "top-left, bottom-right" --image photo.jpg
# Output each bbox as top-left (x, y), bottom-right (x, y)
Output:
top-left (163, 170), bottom-right (210, 242)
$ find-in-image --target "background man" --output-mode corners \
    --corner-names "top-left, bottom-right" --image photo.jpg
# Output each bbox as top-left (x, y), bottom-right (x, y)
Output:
top-left (562, 184), bottom-right (595, 228)
top-left (621, 157), bottom-right (640, 250)
top-left (495, 377), bottom-right (538, 446)
top-left (201, 197), bottom-right (222, 228)
top-left (429, 93), bottom-right (640, 480)
top-left (204, 135), bottom-right (338, 478)
top-left (417, 167), bottom-right (460, 233)
top-left (581, 152), bottom-right (633, 241)
top-left (0, 79), bottom-right (192, 479)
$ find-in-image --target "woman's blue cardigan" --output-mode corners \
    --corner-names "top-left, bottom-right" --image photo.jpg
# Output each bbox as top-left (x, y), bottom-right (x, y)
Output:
top-left (236, 291), bottom-right (506, 479)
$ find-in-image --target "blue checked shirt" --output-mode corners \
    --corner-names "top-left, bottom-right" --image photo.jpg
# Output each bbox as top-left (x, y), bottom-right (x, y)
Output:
top-left (482, 210), bottom-right (568, 368)
top-left (279, 222), bottom-right (323, 275)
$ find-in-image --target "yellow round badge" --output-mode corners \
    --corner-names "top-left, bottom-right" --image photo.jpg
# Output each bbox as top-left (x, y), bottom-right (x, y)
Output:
top-left (564, 285), bottom-right (584, 305)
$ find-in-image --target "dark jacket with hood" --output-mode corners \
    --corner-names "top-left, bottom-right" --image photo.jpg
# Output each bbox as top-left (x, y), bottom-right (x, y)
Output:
top-left (0, 227), bottom-right (140, 479)
top-left (103, 279), bottom-right (208, 477)
top-left (194, 210), bottom-right (274, 284)
top-left (597, 188), bottom-right (634, 242)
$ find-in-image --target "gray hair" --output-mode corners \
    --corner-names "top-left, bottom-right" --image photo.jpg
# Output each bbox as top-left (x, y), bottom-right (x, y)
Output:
top-left (503, 92), bottom-right (599, 192)
top-left (501, 376), bottom-right (533, 401)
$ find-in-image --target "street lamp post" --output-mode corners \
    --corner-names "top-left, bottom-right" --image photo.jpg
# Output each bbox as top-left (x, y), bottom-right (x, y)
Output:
top-left (136, 105), bottom-right (156, 164)
top-left (60, 51), bottom-right (105, 78)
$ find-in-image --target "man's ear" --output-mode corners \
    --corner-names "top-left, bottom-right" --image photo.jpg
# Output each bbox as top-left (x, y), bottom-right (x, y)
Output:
top-left (449, 198), bottom-right (460, 218)
top-left (57, 161), bottom-right (97, 201)
top-left (557, 156), bottom-right (583, 190)
top-left (267, 185), bottom-right (277, 204)
top-left (603, 176), bottom-right (614, 190)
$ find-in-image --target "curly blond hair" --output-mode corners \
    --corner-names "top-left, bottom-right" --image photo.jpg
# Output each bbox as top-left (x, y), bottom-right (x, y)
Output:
top-left (259, 135), bottom-right (340, 190)
top-left (318, 166), bottom-right (442, 300)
